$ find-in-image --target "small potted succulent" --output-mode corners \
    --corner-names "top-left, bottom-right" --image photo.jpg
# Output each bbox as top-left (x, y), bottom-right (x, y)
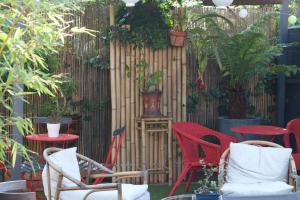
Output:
top-left (169, 7), bottom-right (189, 47)
top-left (127, 59), bottom-right (163, 117)
top-left (195, 162), bottom-right (219, 200)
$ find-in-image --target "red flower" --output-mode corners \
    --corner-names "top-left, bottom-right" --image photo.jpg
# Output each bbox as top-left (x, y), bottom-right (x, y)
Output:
top-left (196, 79), bottom-right (206, 90)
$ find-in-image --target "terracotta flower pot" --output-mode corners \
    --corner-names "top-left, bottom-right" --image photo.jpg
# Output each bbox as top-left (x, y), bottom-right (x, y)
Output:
top-left (142, 90), bottom-right (162, 117)
top-left (169, 30), bottom-right (187, 47)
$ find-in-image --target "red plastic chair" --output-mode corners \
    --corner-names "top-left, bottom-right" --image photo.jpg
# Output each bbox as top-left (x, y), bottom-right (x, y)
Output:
top-left (0, 162), bottom-right (8, 181)
top-left (169, 122), bottom-right (238, 196)
top-left (91, 126), bottom-right (125, 184)
top-left (284, 118), bottom-right (300, 170)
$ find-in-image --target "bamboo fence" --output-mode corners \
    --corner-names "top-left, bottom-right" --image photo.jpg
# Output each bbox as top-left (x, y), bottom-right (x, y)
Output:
top-left (18, 4), bottom-right (278, 184)
top-left (25, 4), bottom-right (112, 163)
top-left (109, 5), bottom-right (188, 183)
top-left (109, 6), bottom-right (278, 183)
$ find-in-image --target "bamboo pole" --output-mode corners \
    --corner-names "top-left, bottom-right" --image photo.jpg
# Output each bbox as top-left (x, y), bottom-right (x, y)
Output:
top-left (182, 46), bottom-right (187, 121)
top-left (154, 50), bottom-right (159, 183)
top-left (120, 43), bottom-right (126, 172)
top-left (125, 44), bottom-right (131, 181)
top-left (116, 42), bottom-right (121, 128)
top-left (163, 48), bottom-right (168, 116)
top-left (171, 47), bottom-right (177, 181)
top-left (109, 5), bottom-right (117, 173)
top-left (130, 45), bottom-right (136, 182)
top-left (135, 47), bottom-right (140, 183)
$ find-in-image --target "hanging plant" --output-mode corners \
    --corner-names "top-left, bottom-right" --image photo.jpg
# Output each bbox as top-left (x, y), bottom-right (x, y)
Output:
top-left (103, 1), bottom-right (172, 49)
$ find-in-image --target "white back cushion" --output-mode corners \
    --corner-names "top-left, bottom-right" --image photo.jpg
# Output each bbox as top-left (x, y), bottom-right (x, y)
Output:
top-left (227, 143), bottom-right (292, 184)
top-left (42, 147), bottom-right (81, 200)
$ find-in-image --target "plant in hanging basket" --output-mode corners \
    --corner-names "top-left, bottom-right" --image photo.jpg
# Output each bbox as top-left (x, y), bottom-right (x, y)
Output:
top-left (126, 59), bottom-right (163, 117)
top-left (169, 7), bottom-right (189, 47)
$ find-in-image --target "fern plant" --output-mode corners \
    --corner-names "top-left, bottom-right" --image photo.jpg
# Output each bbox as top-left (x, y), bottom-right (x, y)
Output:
top-left (189, 13), bottom-right (299, 119)
top-left (213, 30), bottom-right (299, 118)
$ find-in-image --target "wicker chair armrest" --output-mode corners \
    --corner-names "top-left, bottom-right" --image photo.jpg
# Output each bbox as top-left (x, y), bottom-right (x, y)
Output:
top-left (218, 148), bottom-right (229, 188)
top-left (60, 183), bottom-right (120, 191)
top-left (59, 183), bottom-right (122, 200)
top-left (90, 170), bottom-right (148, 184)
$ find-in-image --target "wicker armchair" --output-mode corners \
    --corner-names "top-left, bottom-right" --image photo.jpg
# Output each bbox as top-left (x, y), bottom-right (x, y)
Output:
top-left (218, 140), bottom-right (297, 192)
top-left (43, 147), bottom-right (149, 200)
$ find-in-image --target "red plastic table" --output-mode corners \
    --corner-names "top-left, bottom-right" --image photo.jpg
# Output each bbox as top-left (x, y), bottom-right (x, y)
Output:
top-left (26, 133), bottom-right (79, 162)
top-left (24, 134), bottom-right (79, 197)
top-left (231, 125), bottom-right (289, 141)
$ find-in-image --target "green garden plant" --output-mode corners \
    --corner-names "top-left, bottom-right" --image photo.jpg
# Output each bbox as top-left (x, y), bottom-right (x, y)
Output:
top-left (189, 14), bottom-right (299, 119)
top-left (126, 59), bottom-right (163, 92)
top-left (104, 1), bottom-right (172, 49)
top-left (0, 0), bottom-right (93, 167)
top-left (195, 161), bottom-right (218, 194)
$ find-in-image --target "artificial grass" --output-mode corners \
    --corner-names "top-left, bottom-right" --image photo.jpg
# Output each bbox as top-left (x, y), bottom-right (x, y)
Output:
top-left (149, 183), bottom-right (198, 200)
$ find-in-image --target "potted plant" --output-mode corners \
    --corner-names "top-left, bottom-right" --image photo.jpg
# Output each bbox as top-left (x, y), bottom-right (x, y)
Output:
top-left (213, 30), bottom-right (300, 135)
top-left (127, 59), bottom-right (163, 117)
top-left (45, 96), bottom-right (68, 138)
top-left (189, 15), bottom-right (299, 136)
top-left (169, 7), bottom-right (188, 47)
top-left (195, 162), bottom-right (219, 200)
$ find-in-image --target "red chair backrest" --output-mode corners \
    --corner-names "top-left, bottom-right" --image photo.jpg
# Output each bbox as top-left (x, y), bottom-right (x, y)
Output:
top-left (172, 122), bottom-right (237, 165)
top-left (105, 126), bottom-right (126, 168)
top-left (285, 118), bottom-right (300, 152)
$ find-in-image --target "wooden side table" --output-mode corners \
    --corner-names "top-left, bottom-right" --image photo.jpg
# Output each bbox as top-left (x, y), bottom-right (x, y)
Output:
top-left (136, 117), bottom-right (172, 185)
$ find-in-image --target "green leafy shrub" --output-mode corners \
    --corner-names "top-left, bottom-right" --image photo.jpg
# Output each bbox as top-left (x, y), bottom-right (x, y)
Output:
top-left (104, 1), bottom-right (172, 49)
top-left (0, 0), bottom-right (92, 167)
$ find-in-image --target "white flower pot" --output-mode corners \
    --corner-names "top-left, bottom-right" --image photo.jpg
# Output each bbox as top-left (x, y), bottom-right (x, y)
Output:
top-left (47, 123), bottom-right (61, 138)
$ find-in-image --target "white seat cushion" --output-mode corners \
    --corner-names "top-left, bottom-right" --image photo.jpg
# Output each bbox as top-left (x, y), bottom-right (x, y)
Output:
top-left (42, 147), bottom-right (81, 199)
top-left (227, 143), bottom-right (292, 184)
top-left (59, 184), bottom-right (149, 200)
top-left (221, 181), bottom-right (293, 195)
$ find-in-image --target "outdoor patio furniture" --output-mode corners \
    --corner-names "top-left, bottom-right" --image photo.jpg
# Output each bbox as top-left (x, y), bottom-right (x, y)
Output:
top-left (0, 161), bottom-right (8, 181)
top-left (92, 126), bottom-right (125, 184)
top-left (231, 125), bottom-right (289, 141)
top-left (0, 180), bottom-right (36, 200)
top-left (284, 118), bottom-right (300, 170)
top-left (22, 129), bottom-right (79, 200)
top-left (169, 122), bottom-right (238, 196)
top-left (219, 140), bottom-right (297, 196)
top-left (42, 147), bottom-right (149, 200)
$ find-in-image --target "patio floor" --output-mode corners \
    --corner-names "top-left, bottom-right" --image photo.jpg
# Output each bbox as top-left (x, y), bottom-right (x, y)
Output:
top-left (149, 183), bottom-right (198, 200)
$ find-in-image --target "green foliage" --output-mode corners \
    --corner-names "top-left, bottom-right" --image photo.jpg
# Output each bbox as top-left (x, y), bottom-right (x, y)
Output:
top-left (83, 55), bottom-right (110, 70)
top-left (37, 76), bottom-right (107, 122)
top-left (195, 161), bottom-right (218, 194)
top-left (188, 13), bottom-right (233, 79)
top-left (188, 13), bottom-right (299, 118)
top-left (104, 1), bottom-right (172, 49)
top-left (171, 7), bottom-right (191, 32)
top-left (126, 59), bottom-right (163, 92)
top-left (0, 0), bottom-right (92, 168)
top-left (213, 30), bottom-right (298, 89)
top-left (70, 98), bottom-right (110, 121)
